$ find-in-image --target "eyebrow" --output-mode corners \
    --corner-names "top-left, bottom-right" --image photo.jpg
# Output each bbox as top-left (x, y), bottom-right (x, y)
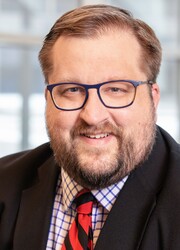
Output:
top-left (54, 78), bottom-right (81, 83)
top-left (53, 75), bottom-right (129, 84)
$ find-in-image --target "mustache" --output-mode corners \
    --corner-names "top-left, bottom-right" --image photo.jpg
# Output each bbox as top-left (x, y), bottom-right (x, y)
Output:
top-left (71, 120), bottom-right (122, 138)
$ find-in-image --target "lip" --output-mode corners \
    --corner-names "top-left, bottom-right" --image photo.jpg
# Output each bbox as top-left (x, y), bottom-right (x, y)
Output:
top-left (79, 133), bottom-right (114, 146)
top-left (81, 133), bottom-right (110, 139)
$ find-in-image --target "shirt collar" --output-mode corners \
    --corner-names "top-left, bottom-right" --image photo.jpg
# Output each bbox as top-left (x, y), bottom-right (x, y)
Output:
top-left (61, 168), bottom-right (128, 212)
top-left (61, 169), bottom-right (82, 211)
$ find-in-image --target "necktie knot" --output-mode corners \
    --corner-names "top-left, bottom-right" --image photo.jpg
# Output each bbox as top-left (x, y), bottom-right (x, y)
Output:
top-left (75, 190), bottom-right (95, 215)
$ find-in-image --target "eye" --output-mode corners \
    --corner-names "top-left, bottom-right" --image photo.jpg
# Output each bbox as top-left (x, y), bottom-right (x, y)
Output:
top-left (109, 87), bottom-right (127, 93)
top-left (101, 81), bottom-right (134, 95)
top-left (55, 84), bottom-right (86, 97)
top-left (65, 87), bottom-right (81, 93)
top-left (102, 85), bottom-right (129, 95)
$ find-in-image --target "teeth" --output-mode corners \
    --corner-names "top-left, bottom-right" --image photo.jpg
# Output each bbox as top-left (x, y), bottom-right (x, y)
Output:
top-left (84, 133), bottom-right (109, 139)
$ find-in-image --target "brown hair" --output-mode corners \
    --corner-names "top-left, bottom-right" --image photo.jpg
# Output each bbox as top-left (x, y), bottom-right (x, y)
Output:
top-left (39, 4), bottom-right (162, 83)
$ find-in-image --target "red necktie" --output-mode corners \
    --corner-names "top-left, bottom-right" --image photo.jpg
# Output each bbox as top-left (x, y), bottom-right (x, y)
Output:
top-left (62, 189), bottom-right (95, 250)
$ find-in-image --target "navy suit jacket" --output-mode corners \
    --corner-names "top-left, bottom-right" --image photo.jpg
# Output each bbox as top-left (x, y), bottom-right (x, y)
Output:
top-left (0, 126), bottom-right (180, 250)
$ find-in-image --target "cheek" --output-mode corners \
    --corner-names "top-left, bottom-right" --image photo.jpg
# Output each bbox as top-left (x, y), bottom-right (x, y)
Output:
top-left (110, 109), bottom-right (135, 127)
top-left (110, 103), bottom-right (151, 130)
top-left (57, 113), bottom-right (78, 131)
top-left (46, 102), bottom-right (80, 131)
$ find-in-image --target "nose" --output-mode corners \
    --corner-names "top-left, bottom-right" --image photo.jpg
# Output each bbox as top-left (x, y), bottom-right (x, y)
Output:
top-left (79, 89), bottom-right (109, 126)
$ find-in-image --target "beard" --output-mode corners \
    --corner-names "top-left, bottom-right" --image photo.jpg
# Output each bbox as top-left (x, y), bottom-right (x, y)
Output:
top-left (46, 104), bottom-right (156, 190)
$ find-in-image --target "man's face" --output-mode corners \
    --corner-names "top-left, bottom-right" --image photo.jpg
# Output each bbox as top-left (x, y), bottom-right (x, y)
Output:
top-left (45, 30), bottom-right (160, 189)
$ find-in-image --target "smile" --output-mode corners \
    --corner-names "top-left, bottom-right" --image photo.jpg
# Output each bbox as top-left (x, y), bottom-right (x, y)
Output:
top-left (81, 133), bottom-right (110, 139)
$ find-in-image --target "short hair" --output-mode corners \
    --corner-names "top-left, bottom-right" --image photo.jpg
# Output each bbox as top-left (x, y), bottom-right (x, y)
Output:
top-left (39, 4), bottom-right (162, 83)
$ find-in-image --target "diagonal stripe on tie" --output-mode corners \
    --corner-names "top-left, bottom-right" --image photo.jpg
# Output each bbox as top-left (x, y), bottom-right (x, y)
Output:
top-left (76, 216), bottom-right (90, 248)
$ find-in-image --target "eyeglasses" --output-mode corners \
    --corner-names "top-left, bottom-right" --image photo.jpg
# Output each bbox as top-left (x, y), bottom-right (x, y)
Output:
top-left (46, 80), bottom-right (153, 111)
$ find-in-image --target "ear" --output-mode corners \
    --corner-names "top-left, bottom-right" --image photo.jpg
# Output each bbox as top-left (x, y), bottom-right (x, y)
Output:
top-left (151, 83), bottom-right (160, 110)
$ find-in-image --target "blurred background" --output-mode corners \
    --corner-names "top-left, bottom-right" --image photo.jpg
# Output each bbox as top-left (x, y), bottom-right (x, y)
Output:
top-left (0, 0), bottom-right (180, 157)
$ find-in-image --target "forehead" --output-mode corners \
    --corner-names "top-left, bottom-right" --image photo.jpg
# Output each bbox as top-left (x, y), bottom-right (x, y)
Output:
top-left (53, 29), bottom-right (140, 54)
top-left (50, 30), bottom-right (144, 83)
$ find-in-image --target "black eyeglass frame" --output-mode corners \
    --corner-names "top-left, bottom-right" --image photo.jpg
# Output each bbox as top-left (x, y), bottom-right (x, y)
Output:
top-left (46, 79), bottom-right (154, 111)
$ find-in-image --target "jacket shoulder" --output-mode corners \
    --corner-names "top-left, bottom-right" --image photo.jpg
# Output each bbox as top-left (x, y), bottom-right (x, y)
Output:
top-left (0, 143), bottom-right (53, 189)
top-left (0, 142), bottom-right (52, 165)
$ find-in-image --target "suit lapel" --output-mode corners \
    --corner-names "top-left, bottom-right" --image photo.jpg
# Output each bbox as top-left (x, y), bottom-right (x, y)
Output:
top-left (95, 128), bottom-right (168, 250)
top-left (13, 156), bottom-right (59, 250)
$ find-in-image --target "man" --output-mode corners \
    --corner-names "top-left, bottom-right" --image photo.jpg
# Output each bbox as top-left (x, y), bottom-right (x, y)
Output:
top-left (0, 4), bottom-right (180, 250)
